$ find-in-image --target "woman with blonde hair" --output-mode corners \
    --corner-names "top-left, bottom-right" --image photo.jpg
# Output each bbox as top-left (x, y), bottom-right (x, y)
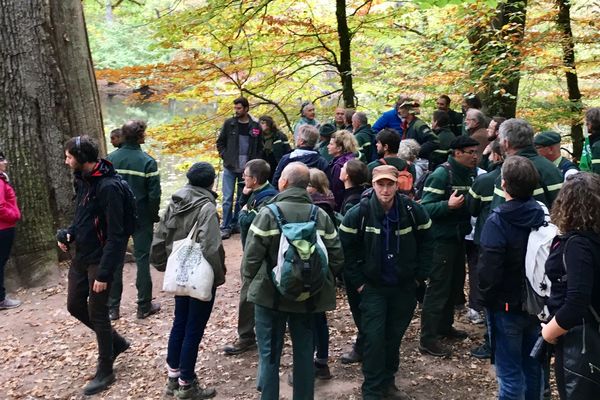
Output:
top-left (542, 172), bottom-right (600, 399)
top-left (327, 130), bottom-right (357, 211)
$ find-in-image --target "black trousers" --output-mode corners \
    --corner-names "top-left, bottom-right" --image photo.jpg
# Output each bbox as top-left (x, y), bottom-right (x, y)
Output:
top-left (0, 227), bottom-right (16, 301)
top-left (67, 260), bottom-right (126, 371)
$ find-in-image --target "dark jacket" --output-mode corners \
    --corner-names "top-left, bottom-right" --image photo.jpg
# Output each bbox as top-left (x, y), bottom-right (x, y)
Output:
top-left (591, 133), bottom-right (600, 175)
top-left (490, 146), bottom-right (563, 210)
top-left (272, 148), bottom-right (329, 189)
top-left (262, 130), bottom-right (291, 179)
top-left (150, 185), bottom-right (226, 286)
top-left (106, 143), bottom-right (161, 223)
top-left (421, 156), bottom-right (476, 240)
top-left (67, 159), bottom-right (129, 282)
top-left (546, 232), bottom-right (600, 330)
top-left (466, 163), bottom-right (502, 245)
top-left (447, 109), bottom-right (463, 137)
top-left (242, 187), bottom-right (344, 313)
top-left (429, 127), bottom-right (455, 169)
top-left (239, 182), bottom-right (278, 247)
top-left (372, 108), bottom-right (402, 134)
top-left (216, 117), bottom-right (263, 171)
top-left (354, 124), bottom-right (376, 163)
top-left (340, 192), bottom-right (433, 289)
top-left (318, 140), bottom-right (333, 162)
top-left (310, 191), bottom-right (337, 226)
top-left (328, 152), bottom-right (355, 212)
top-left (556, 156), bottom-right (578, 179)
top-left (478, 198), bottom-right (545, 311)
top-left (403, 117), bottom-right (439, 160)
top-left (340, 185), bottom-right (365, 216)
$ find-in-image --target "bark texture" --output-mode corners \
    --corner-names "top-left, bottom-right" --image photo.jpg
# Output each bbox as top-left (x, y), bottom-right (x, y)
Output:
top-left (336, 0), bottom-right (355, 108)
top-left (0, 0), bottom-right (105, 288)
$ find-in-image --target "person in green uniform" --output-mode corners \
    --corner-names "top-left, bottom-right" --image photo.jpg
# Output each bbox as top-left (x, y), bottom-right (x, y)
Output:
top-left (429, 110), bottom-right (456, 169)
top-left (579, 108), bottom-right (600, 174)
top-left (436, 95), bottom-right (463, 137)
top-left (490, 119), bottom-right (563, 210)
top-left (107, 120), bottom-right (161, 320)
top-left (352, 112), bottom-right (377, 163)
top-left (419, 136), bottom-right (480, 358)
top-left (533, 131), bottom-right (578, 180)
top-left (340, 165), bottom-right (433, 399)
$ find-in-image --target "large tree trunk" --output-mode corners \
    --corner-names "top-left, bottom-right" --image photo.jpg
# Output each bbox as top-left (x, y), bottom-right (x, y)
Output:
top-left (556, 0), bottom-right (583, 160)
top-left (0, 0), bottom-right (105, 288)
top-left (336, 0), bottom-right (355, 108)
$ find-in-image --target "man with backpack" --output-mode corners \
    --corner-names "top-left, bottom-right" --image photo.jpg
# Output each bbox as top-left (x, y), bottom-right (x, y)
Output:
top-left (107, 120), bottom-right (162, 321)
top-left (367, 128), bottom-right (415, 183)
top-left (478, 155), bottom-right (545, 400)
top-left (340, 165), bottom-right (433, 399)
top-left (241, 162), bottom-right (344, 400)
top-left (224, 159), bottom-right (277, 356)
top-left (57, 136), bottom-right (131, 395)
top-left (352, 111), bottom-right (377, 163)
top-left (419, 136), bottom-right (479, 358)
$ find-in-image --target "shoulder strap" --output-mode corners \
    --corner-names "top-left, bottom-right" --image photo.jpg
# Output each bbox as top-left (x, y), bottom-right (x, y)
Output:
top-left (252, 188), bottom-right (277, 208)
top-left (266, 204), bottom-right (286, 229)
top-left (308, 204), bottom-right (319, 223)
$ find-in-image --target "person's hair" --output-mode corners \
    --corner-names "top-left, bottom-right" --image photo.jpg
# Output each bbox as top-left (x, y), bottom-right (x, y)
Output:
top-left (466, 109), bottom-right (486, 127)
top-left (501, 155), bottom-right (539, 199)
top-left (376, 128), bottom-right (401, 154)
top-left (344, 109), bottom-right (355, 126)
top-left (585, 107), bottom-right (600, 133)
top-left (331, 130), bottom-right (358, 154)
top-left (281, 162), bottom-right (310, 189)
top-left (490, 139), bottom-right (502, 156)
top-left (0, 149), bottom-right (5, 160)
top-left (299, 101), bottom-right (313, 116)
top-left (433, 110), bottom-right (449, 128)
top-left (65, 136), bottom-right (99, 164)
top-left (234, 97), bottom-right (249, 109)
top-left (551, 172), bottom-right (600, 234)
top-left (463, 92), bottom-right (482, 109)
top-left (438, 95), bottom-right (451, 106)
top-left (344, 159), bottom-right (368, 187)
top-left (258, 115), bottom-right (278, 133)
top-left (298, 125), bottom-right (319, 148)
top-left (498, 118), bottom-right (534, 149)
top-left (110, 128), bottom-right (122, 138)
top-left (121, 120), bottom-right (147, 144)
top-left (395, 95), bottom-right (410, 108)
top-left (398, 138), bottom-right (420, 162)
top-left (309, 168), bottom-right (331, 195)
top-left (492, 116), bottom-right (507, 129)
top-left (353, 111), bottom-right (368, 126)
top-left (244, 159), bottom-right (271, 185)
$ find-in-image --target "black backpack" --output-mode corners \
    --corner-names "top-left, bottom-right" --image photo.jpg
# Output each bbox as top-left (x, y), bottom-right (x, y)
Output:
top-left (414, 162), bottom-right (453, 201)
top-left (108, 175), bottom-right (139, 237)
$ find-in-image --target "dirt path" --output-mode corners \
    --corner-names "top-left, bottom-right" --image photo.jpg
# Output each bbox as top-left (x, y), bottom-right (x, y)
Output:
top-left (1, 237), bottom-right (498, 399)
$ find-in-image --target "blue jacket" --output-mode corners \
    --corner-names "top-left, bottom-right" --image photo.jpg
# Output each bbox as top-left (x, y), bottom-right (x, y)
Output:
top-left (272, 147), bottom-right (329, 188)
top-left (372, 109), bottom-right (402, 134)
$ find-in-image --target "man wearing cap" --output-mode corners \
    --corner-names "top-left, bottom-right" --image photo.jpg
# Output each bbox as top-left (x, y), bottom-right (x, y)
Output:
top-left (318, 123), bottom-right (336, 162)
top-left (372, 97), bottom-right (407, 135)
top-left (419, 136), bottom-right (479, 358)
top-left (352, 112), bottom-right (377, 163)
top-left (534, 131), bottom-right (578, 180)
top-left (340, 165), bottom-right (433, 399)
top-left (398, 100), bottom-right (439, 162)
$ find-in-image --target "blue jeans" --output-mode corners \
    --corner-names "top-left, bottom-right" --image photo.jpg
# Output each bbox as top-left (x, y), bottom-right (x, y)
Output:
top-left (255, 305), bottom-right (314, 400)
top-left (313, 312), bottom-right (329, 362)
top-left (167, 291), bottom-right (216, 382)
top-left (220, 168), bottom-right (243, 231)
top-left (490, 310), bottom-right (543, 400)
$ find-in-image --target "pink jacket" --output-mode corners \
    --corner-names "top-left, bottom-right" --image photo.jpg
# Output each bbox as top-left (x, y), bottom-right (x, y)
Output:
top-left (0, 174), bottom-right (21, 230)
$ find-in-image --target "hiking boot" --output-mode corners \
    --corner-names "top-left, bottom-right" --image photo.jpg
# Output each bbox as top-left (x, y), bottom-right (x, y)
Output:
top-left (419, 341), bottom-right (452, 358)
top-left (165, 377), bottom-right (179, 396)
top-left (109, 308), bottom-right (120, 321)
top-left (466, 308), bottom-right (484, 324)
top-left (231, 226), bottom-right (241, 235)
top-left (340, 348), bottom-right (362, 364)
top-left (383, 383), bottom-right (410, 400)
top-left (223, 338), bottom-right (256, 355)
top-left (83, 370), bottom-right (116, 395)
top-left (314, 362), bottom-right (332, 380)
top-left (440, 327), bottom-right (468, 340)
top-left (220, 229), bottom-right (231, 240)
top-left (470, 343), bottom-right (491, 359)
top-left (0, 297), bottom-right (21, 310)
top-left (176, 379), bottom-right (216, 399)
top-left (113, 337), bottom-right (130, 361)
top-left (137, 302), bottom-right (161, 319)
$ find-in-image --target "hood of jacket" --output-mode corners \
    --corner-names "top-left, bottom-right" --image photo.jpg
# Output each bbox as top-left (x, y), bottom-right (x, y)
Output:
top-left (170, 185), bottom-right (217, 217)
top-left (287, 148), bottom-right (323, 165)
top-left (495, 197), bottom-right (545, 229)
top-left (76, 158), bottom-right (116, 182)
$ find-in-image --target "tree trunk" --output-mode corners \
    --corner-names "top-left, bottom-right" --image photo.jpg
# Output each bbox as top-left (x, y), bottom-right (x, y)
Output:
top-left (0, 0), bottom-right (105, 288)
top-left (336, 0), bottom-right (355, 108)
top-left (106, 0), bottom-right (114, 23)
top-left (556, 0), bottom-right (583, 160)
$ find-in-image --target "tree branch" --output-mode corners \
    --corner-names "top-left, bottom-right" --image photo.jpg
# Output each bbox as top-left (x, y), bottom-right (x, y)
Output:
top-left (241, 88), bottom-right (292, 133)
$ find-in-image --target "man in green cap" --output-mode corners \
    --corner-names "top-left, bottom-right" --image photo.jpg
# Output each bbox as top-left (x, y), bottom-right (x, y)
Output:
top-left (534, 131), bottom-right (578, 180)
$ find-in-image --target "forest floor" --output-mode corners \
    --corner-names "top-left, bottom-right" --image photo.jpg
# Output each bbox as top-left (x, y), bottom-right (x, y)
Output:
top-left (1, 236), bottom-right (500, 400)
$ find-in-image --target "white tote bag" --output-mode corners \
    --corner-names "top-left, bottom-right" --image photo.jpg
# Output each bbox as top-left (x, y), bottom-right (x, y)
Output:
top-left (162, 219), bottom-right (214, 301)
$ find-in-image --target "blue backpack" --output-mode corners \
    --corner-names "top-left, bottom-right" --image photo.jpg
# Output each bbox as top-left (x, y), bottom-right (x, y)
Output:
top-left (266, 204), bottom-right (329, 302)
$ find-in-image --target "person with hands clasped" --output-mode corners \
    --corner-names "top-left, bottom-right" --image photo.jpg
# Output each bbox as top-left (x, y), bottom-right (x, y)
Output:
top-left (58, 136), bottom-right (131, 396)
top-left (541, 172), bottom-right (600, 399)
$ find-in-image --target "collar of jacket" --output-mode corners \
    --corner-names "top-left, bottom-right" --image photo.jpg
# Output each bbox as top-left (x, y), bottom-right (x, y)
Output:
top-left (590, 132), bottom-right (600, 145)
top-left (120, 143), bottom-right (142, 150)
top-left (447, 155), bottom-right (475, 176)
top-left (78, 158), bottom-right (115, 181)
top-left (354, 124), bottom-right (372, 134)
top-left (516, 145), bottom-right (538, 159)
top-left (271, 186), bottom-right (311, 204)
top-left (368, 190), bottom-right (401, 220)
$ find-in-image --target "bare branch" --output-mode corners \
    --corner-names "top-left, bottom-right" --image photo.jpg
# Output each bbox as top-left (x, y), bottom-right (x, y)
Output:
top-left (241, 88), bottom-right (292, 133)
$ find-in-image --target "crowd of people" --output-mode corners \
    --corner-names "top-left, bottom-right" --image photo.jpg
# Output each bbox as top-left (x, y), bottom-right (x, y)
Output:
top-left (1, 94), bottom-right (600, 400)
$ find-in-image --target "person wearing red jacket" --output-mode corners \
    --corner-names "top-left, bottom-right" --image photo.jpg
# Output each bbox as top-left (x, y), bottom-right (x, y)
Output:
top-left (0, 150), bottom-right (22, 310)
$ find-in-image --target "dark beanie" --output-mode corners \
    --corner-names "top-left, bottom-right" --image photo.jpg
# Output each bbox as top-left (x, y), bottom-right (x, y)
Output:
top-left (319, 123), bottom-right (336, 138)
top-left (186, 162), bottom-right (216, 188)
top-left (450, 135), bottom-right (480, 150)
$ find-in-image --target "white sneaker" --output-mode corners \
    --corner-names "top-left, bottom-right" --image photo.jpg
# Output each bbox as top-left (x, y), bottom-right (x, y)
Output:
top-left (466, 308), bottom-right (484, 324)
top-left (0, 297), bottom-right (21, 310)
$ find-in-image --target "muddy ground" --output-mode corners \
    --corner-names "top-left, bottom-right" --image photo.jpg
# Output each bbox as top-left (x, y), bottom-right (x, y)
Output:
top-left (1, 236), bottom-right (500, 400)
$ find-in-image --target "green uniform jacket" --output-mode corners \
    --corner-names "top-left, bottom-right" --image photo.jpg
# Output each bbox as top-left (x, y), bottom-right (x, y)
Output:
top-left (421, 156), bottom-right (476, 240)
top-left (429, 127), bottom-right (455, 168)
top-left (242, 187), bottom-right (344, 313)
top-left (447, 109), bottom-right (463, 137)
top-left (238, 182), bottom-right (277, 247)
top-left (339, 192), bottom-right (433, 289)
top-left (107, 143), bottom-right (161, 223)
top-left (466, 163), bottom-right (502, 245)
top-left (354, 124), bottom-right (376, 163)
top-left (318, 140), bottom-right (333, 162)
top-left (590, 134), bottom-right (600, 174)
top-left (262, 130), bottom-right (291, 166)
top-left (490, 146), bottom-right (563, 210)
top-left (367, 157), bottom-right (416, 182)
top-left (404, 118), bottom-right (439, 160)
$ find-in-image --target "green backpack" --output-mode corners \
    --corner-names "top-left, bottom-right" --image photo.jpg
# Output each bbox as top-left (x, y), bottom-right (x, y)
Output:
top-left (266, 204), bottom-right (329, 302)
